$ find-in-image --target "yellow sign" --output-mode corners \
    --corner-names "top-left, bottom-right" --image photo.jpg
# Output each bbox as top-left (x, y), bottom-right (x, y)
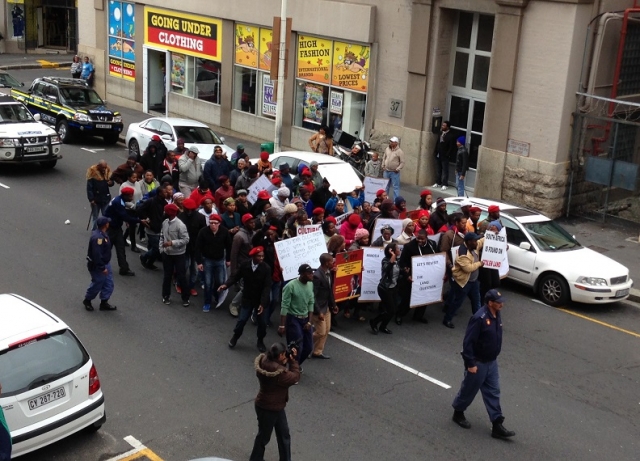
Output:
top-left (297, 35), bottom-right (332, 84)
top-left (336, 260), bottom-right (362, 278)
top-left (332, 41), bottom-right (370, 93)
top-left (259, 28), bottom-right (273, 71)
top-left (234, 24), bottom-right (259, 68)
top-left (144, 6), bottom-right (222, 61)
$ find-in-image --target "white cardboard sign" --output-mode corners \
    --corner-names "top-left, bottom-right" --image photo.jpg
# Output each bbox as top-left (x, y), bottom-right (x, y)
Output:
top-left (410, 253), bottom-right (447, 307)
top-left (274, 230), bottom-right (327, 281)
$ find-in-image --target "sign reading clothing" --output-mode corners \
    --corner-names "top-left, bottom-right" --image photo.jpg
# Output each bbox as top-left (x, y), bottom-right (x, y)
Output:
top-left (108, 1), bottom-right (136, 81)
top-left (144, 7), bottom-right (222, 61)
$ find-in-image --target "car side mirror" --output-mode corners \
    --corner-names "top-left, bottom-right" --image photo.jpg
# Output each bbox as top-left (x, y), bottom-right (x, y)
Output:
top-left (220, 136), bottom-right (225, 143)
top-left (519, 242), bottom-right (531, 251)
top-left (34, 113), bottom-right (41, 121)
top-left (20, 82), bottom-right (24, 87)
top-left (161, 134), bottom-right (172, 141)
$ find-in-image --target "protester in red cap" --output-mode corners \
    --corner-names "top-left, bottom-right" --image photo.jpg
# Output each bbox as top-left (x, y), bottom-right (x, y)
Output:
top-left (198, 197), bottom-right (218, 225)
top-left (140, 135), bottom-right (167, 179)
top-left (189, 177), bottom-right (215, 209)
top-left (228, 212), bottom-right (259, 317)
top-left (297, 169), bottom-right (315, 194)
top-left (415, 209), bottom-right (434, 235)
top-left (178, 197), bottom-right (207, 297)
top-left (479, 205), bottom-right (501, 235)
top-left (339, 213), bottom-right (363, 246)
top-left (312, 207), bottom-right (325, 224)
top-left (468, 206), bottom-right (482, 233)
top-left (418, 190), bottom-right (433, 211)
top-left (271, 177), bottom-right (282, 187)
top-left (257, 152), bottom-right (272, 173)
top-left (160, 203), bottom-right (191, 306)
top-left (103, 185), bottom-right (143, 276)
top-left (195, 210), bottom-right (232, 312)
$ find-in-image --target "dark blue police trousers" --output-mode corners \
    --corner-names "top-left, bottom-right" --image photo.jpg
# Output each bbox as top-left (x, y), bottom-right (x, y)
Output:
top-left (452, 359), bottom-right (503, 423)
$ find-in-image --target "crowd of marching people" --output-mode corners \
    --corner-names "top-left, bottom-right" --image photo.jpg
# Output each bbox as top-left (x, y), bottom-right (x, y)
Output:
top-left (85, 134), bottom-right (504, 353)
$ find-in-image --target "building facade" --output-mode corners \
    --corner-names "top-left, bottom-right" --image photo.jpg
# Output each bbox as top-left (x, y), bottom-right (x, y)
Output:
top-left (77, 0), bottom-right (638, 218)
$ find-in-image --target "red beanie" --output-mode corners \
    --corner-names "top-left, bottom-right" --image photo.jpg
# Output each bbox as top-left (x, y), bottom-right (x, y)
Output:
top-left (260, 152), bottom-right (269, 161)
top-left (183, 198), bottom-right (197, 210)
top-left (121, 187), bottom-right (135, 196)
top-left (348, 213), bottom-right (361, 226)
top-left (376, 189), bottom-right (385, 197)
top-left (164, 203), bottom-right (179, 217)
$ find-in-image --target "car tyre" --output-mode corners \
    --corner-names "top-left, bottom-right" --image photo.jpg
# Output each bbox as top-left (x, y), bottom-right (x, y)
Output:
top-left (104, 133), bottom-right (120, 145)
top-left (84, 421), bottom-right (102, 433)
top-left (56, 119), bottom-right (72, 144)
top-left (40, 160), bottom-right (57, 169)
top-left (538, 273), bottom-right (569, 307)
top-left (129, 138), bottom-right (140, 158)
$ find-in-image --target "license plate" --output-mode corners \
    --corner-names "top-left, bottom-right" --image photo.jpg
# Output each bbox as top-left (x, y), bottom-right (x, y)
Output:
top-left (28, 386), bottom-right (66, 410)
top-left (615, 289), bottom-right (629, 298)
top-left (25, 146), bottom-right (46, 153)
top-left (95, 124), bottom-right (111, 129)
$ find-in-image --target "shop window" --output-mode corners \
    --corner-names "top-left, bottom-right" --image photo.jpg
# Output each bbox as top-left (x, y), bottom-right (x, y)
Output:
top-left (170, 54), bottom-right (195, 98)
top-left (294, 81), bottom-right (329, 131)
top-left (195, 59), bottom-right (221, 105)
top-left (233, 67), bottom-right (257, 114)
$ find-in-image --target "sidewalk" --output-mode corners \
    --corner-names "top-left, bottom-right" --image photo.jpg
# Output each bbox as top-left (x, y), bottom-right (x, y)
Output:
top-left (0, 53), bottom-right (73, 70)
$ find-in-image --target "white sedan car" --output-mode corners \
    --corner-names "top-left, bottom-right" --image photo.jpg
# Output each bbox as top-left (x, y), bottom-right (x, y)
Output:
top-left (267, 152), bottom-right (363, 194)
top-left (444, 197), bottom-right (633, 306)
top-left (125, 117), bottom-right (235, 164)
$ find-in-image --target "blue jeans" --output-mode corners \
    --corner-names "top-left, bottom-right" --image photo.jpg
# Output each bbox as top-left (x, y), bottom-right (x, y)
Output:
top-left (444, 279), bottom-right (481, 323)
top-left (285, 315), bottom-right (313, 365)
top-left (184, 253), bottom-right (199, 290)
top-left (452, 360), bottom-right (502, 422)
top-left (141, 234), bottom-right (161, 265)
top-left (383, 170), bottom-right (400, 200)
top-left (456, 172), bottom-right (465, 197)
top-left (84, 263), bottom-right (114, 301)
top-left (234, 303), bottom-right (267, 340)
top-left (90, 202), bottom-right (109, 230)
top-left (162, 253), bottom-right (189, 302)
top-left (203, 257), bottom-right (226, 305)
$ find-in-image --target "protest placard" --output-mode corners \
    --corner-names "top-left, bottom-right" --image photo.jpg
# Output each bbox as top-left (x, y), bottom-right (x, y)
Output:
top-left (481, 228), bottom-right (508, 269)
top-left (333, 249), bottom-right (364, 302)
top-left (334, 212), bottom-right (352, 230)
top-left (363, 176), bottom-right (389, 203)
top-left (372, 218), bottom-right (404, 241)
top-left (274, 230), bottom-right (327, 281)
top-left (410, 253), bottom-right (446, 307)
top-left (499, 252), bottom-right (509, 278)
top-left (247, 174), bottom-right (277, 204)
top-left (298, 223), bottom-right (322, 235)
top-left (359, 247), bottom-right (384, 302)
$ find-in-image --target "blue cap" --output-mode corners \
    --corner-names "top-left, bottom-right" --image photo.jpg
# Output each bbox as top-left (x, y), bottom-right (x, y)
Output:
top-left (457, 136), bottom-right (466, 145)
top-left (485, 289), bottom-right (505, 304)
top-left (464, 232), bottom-right (479, 241)
top-left (489, 220), bottom-right (503, 231)
top-left (96, 216), bottom-right (111, 227)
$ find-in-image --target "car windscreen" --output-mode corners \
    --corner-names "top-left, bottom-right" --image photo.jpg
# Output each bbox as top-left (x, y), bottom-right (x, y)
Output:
top-left (59, 88), bottom-right (105, 106)
top-left (0, 103), bottom-right (35, 123)
top-left (0, 73), bottom-right (22, 88)
top-left (0, 329), bottom-right (89, 397)
top-left (175, 125), bottom-right (222, 144)
top-left (522, 220), bottom-right (580, 251)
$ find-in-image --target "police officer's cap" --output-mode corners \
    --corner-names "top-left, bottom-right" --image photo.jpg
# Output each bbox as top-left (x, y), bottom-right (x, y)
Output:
top-left (96, 216), bottom-right (111, 227)
top-left (485, 289), bottom-right (505, 304)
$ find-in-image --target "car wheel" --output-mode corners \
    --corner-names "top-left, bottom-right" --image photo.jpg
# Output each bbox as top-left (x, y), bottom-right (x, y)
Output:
top-left (84, 421), bottom-right (102, 433)
top-left (129, 138), bottom-right (140, 158)
top-left (538, 273), bottom-right (569, 307)
top-left (40, 160), bottom-right (57, 169)
top-left (104, 133), bottom-right (120, 145)
top-left (56, 119), bottom-right (72, 144)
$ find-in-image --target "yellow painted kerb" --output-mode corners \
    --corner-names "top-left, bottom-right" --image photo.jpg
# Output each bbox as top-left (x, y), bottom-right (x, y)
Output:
top-left (117, 448), bottom-right (164, 461)
top-left (36, 60), bottom-right (60, 68)
top-left (558, 308), bottom-right (640, 338)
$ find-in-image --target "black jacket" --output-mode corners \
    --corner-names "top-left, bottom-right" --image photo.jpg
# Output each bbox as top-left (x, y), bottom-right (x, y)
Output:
top-left (178, 210), bottom-right (207, 255)
top-left (224, 259), bottom-right (272, 307)
top-left (429, 209), bottom-right (449, 234)
top-left (455, 145), bottom-right (469, 175)
top-left (137, 194), bottom-right (168, 233)
top-left (311, 187), bottom-right (333, 209)
top-left (313, 268), bottom-right (335, 314)
top-left (86, 164), bottom-right (112, 205)
top-left (195, 225), bottom-right (232, 263)
top-left (398, 239), bottom-right (438, 277)
top-left (435, 129), bottom-right (458, 161)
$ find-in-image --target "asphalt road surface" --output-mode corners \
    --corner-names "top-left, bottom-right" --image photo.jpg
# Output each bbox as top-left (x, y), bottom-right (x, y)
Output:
top-left (1, 68), bottom-right (639, 461)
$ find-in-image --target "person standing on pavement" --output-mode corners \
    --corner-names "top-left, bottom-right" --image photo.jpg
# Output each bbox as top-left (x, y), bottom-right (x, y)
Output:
top-left (250, 342), bottom-right (300, 461)
top-left (178, 146), bottom-right (202, 196)
top-left (196, 213), bottom-right (232, 312)
top-left (455, 136), bottom-right (469, 197)
top-left (364, 151), bottom-right (382, 178)
top-left (220, 246), bottom-right (272, 352)
top-left (279, 264), bottom-right (315, 367)
top-left (80, 56), bottom-right (95, 87)
top-left (451, 289), bottom-right (516, 440)
top-left (159, 203), bottom-right (191, 306)
top-left (110, 154), bottom-right (144, 185)
top-left (204, 146), bottom-right (232, 191)
top-left (370, 242), bottom-right (401, 335)
top-left (104, 187), bottom-right (142, 276)
top-left (83, 216), bottom-right (117, 311)
top-left (311, 254), bottom-right (338, 359)
top-left (443, 232), bottom-right (484, 329)
top-left (86, 160), bottom-right (113, 230)
top-left (229, 213), bottom-right (257, 317)
top-left (433, 121), bottom-right (457, 190)
top-left (70, 55), bottom-right (82, 79)
top-left (382, 136), bottom-right (404, 200)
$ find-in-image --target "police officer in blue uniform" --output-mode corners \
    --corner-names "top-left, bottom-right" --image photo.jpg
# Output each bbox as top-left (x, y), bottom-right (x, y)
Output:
top-left (451, 289), bottom-right (515, 439)
top-left (83, 216), bottom-right (117, 311)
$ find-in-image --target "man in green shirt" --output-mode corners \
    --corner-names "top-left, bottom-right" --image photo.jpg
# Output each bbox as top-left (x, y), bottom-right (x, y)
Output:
top-left (279, 264), bottom-right (315, 366)
top-left (0, 382), bottom-right (11, 461)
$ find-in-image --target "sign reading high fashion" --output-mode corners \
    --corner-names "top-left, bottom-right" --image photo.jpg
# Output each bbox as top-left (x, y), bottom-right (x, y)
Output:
top-left (144, 7), bottom-right (222, 61)
top-left (297, 35), bottom-right (332, 84)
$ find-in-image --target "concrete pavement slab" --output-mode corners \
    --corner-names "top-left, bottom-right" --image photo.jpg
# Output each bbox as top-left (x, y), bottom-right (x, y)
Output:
top-left (0, 52), bottom-right (73, 70)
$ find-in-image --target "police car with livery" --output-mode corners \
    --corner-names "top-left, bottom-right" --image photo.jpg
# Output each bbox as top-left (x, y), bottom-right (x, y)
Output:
top-left (11, 77), bottom-right (123, 144)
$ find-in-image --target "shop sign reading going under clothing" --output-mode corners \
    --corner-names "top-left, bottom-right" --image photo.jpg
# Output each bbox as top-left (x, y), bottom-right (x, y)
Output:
top-left (144, 6), bottom-right (222, 61)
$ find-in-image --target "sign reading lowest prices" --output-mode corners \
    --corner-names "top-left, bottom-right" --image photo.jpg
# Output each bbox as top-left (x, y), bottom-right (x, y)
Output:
top-left (274, 230), bottom-right (327, 281)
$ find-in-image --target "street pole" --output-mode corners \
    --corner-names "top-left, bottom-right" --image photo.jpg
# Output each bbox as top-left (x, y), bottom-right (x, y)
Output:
top-left (274, 0), bottom-right (287, 153)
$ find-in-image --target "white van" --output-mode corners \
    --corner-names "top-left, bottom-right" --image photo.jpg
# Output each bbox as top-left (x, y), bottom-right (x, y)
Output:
top-left (0, 294), bottom-right (105, 457)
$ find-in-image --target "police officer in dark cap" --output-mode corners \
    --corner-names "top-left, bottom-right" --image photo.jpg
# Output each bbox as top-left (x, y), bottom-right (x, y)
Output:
top-left (83, 216), bottom-right (117, 311)
top-left (451, 289), bottom-right (516, 439)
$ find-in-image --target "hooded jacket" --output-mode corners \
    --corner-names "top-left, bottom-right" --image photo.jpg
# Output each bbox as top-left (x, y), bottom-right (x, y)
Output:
top-left (452, 239), bottom-right (485, 288)
top-left (254, 354), bottom-right (300, 411)
top-left (86, 164), bottom-right (112, 205)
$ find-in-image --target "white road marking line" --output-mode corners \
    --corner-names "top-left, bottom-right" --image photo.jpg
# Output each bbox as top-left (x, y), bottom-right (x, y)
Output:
top-left (81, 148), bottom-right (97, 153)
top-left (0, 182), bottom-right (9, 189)
top-left (104, 435), bottom-right (147, 461)
top-left (329, 332), bottom-right (451, 389)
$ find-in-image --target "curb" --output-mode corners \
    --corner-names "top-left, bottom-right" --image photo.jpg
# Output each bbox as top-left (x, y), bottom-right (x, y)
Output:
top-left (629, 288), bottom-right (640, 304)
top-left (0, 62), bottom-right (72, 70)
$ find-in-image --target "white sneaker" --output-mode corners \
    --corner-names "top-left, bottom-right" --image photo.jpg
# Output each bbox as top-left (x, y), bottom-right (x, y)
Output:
top-left (441, 185), bottom-right (448, 191)
top-left (229, 304), bottom-right (239, 317)
top-left (432, 183), bottom-right (439, 187)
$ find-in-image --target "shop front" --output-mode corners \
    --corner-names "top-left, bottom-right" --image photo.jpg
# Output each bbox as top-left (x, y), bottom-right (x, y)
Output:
top-left (5, 0), bottom-right (77, 52)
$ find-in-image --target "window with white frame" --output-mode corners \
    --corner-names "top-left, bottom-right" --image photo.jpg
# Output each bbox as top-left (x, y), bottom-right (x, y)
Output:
top-left (447, 12), bottom-right (494, 169)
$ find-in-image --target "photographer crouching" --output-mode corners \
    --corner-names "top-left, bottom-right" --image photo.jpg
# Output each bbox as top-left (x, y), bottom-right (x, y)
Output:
top-left (250, 342), bottom-right (300, 461)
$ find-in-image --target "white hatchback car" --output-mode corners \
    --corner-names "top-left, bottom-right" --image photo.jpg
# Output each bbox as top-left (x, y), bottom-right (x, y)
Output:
top-left (443, 197), bottom-right (634, 306)
top-left (125, 117), bottom-right (235, 165)
top-left (0, 294), bottom-right (105, 457)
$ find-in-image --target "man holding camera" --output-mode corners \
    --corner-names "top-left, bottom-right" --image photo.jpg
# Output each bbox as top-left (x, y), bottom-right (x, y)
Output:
top-left (250, 342), bottom-right (300, 461)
